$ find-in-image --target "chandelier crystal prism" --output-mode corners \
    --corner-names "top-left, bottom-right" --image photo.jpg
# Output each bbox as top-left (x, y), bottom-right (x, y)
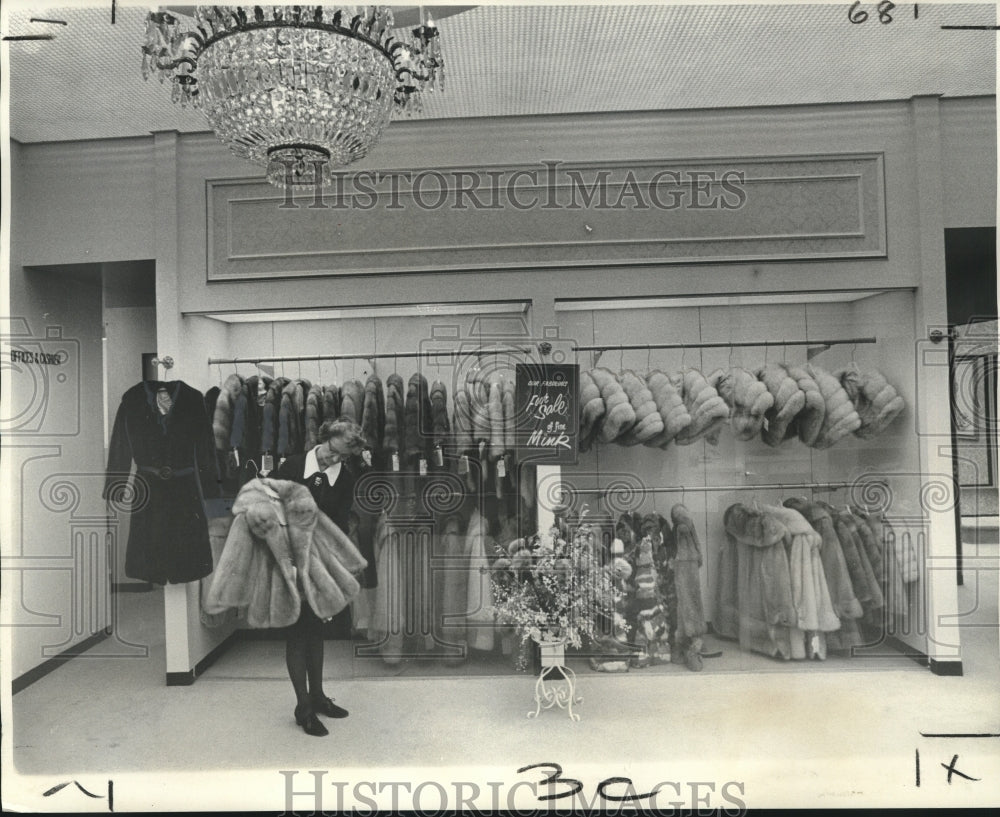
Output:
top-left (141, 5), bottom-right (444, 188)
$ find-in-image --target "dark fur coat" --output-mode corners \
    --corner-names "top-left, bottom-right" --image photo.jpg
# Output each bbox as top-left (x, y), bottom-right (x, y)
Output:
top-left (204, 478), bottom-right (367, 628)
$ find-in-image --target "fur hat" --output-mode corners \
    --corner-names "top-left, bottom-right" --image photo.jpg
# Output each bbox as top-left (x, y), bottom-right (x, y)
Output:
top-left (838, 368), bottom-right (905, 439)
top-left (807, 364), bottom-right (862, 449)
top-left (644, 370), bottom-right (692, 448)
top-left (590, 367), bottom-right (636, 443)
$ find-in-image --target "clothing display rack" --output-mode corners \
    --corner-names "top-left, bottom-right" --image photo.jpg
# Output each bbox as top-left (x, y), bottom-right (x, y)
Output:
top-left (571, 337), bottom-right (878, 354)
top-left (207, 345), bottom-right (536, 367)
top-left (574, 480), bottom-right (856, 495)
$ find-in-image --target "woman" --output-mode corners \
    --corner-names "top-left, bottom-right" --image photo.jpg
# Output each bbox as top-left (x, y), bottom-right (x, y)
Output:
top-left (275, 419), bottom-right (367, 737)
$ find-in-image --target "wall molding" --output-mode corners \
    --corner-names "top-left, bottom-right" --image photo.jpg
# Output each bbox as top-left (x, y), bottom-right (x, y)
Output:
top-left (206, 153), bottom-right (887, 281)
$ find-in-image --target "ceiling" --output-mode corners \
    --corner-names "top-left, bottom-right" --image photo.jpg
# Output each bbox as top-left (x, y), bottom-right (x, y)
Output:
top-left (4, 2), bottom-right (996, 144)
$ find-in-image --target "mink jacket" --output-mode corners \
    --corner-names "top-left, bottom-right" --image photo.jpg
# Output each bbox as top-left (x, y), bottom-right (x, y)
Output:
top-left (203, 478), bottom-right (367, 628)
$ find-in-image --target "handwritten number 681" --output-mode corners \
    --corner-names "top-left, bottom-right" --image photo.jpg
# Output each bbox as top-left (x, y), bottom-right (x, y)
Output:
top-left (849, 1), bottom-right (897, 24)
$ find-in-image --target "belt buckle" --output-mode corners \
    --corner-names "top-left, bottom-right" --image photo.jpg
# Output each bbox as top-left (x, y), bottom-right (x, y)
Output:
top-left (157, 465), bottom-right (173, 480)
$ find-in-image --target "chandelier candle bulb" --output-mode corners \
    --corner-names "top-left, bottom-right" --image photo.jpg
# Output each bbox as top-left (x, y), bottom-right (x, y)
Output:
top-left (141, 5), bottom-right (445, 189)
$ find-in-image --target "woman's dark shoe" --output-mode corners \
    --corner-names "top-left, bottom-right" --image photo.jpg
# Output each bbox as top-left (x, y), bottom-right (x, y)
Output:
top-left (311, 695), bottom-right (349, 718)
top-left (294, 703), bottom-right (329, 736)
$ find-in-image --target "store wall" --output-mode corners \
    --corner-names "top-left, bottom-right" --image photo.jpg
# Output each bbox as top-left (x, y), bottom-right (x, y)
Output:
top-left (10, 94), bottom-right (994, 676)
top-left (6, 262), bottom-right (110, 682)
top-left (941, 97), bottom-right (997, 229)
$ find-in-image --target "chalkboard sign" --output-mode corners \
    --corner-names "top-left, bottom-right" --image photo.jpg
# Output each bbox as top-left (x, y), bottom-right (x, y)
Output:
top-left (515, 363), bottom-right (579, 464)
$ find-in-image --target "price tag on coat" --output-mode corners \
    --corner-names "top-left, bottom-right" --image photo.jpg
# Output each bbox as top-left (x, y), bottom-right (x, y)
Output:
top-left (459, 455), bottom-right (469, 474)
top-left (261, 454), bottom-right (273, 474)
top-left (363, 449), bottom-right (372, 466)
top-left (392, 452), bottom-right (400, 472)
top-left (497, 458), bottom-right (506, 478)
top-left (419, 458), bottom-right (428, 476)
top-left (435, 445), bottom-right (444, 466)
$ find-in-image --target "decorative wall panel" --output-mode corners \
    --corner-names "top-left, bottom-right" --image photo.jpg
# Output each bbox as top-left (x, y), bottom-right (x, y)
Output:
top-left (207, 154), bottom-right (886, 280)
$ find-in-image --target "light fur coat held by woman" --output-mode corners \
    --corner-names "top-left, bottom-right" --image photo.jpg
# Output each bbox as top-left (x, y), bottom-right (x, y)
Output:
top-left (204, 478), bottom-right (367, 629)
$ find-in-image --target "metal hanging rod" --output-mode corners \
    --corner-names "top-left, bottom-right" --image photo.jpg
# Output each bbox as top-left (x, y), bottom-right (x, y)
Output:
top-left (571, 337), bottom-right (877, 354)
top-left (208, 345), bottom-right (536, 366)
top-left (571, 481), bottom-right (857, 496)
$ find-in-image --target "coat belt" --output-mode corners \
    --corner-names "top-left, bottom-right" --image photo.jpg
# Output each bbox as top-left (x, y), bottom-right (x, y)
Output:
top-left (138, 465), bottom-right (195, 480)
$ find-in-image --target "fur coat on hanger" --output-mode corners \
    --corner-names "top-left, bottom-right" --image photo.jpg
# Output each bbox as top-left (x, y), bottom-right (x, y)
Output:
top-left (763, 503), bottom-right (841, 659)
top-left (203, 478), bottom-right (367, 628)
top-left (819, 502), bottom-right (884, 616)
top-left (213, 374), bottom-right (244, 451)
top-left (304, 386), bottom-right (323, 451)
top-left (670, 504), bottom-right (708, 647)
top-left (322, 384), bottom-right (340, 428)
top-left (782, 497), bottom-right (863, 625)
top-left (721, 502), bottom-right (796, 660)
top-left (339, 378), bottom-right (364, 426)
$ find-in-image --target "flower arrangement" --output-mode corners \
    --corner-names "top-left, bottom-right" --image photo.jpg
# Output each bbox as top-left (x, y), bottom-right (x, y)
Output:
top-left (490, 511), bottom-right (625, 660)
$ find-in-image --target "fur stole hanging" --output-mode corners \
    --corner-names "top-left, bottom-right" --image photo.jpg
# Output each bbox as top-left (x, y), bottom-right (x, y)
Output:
top-left (671, 368), bottom-right (729, 445)
top-left (452, 387), bottom-right (473, 451)
top-left (757, 363), bottom-right (807, 447)
top-left (304, 387), bottom-right (323, 450)
top-left (213, 374), bottom-right (244, 451)
top-left (487, 376), bottom-right (505, 461)
top-left (501, 377), bottom-right (516, 461)
top-left (405, 372), bottom-right (432, 461)
top-left (578, 371), bottom-right (605, 452)
top-left (466, 371), bottom-right (491, 454)
top-left (711, 367), bottom-right (773, 441)
top-left (204, 478), bottom-right (366, 628)
top-left (644, 370), bottom-right (691, 449)
top-left (838, 368), bottom-right (905, 439)
top-left (322, 384), bottom-right (340, 426)
top-left (385, 374), bottom-right (406, 455)
top-left (261, 377), bottom-right (288, 454)
top-left (590, 367), bottom-right (636, 443)
top-left (782, 365), bottom-right (825, 446)
top-left (430, 380), bottom-right (450, 453)
top-left (339, 379), bottom-right (364, 425)
top-left (361, 374), bottom-right (384, 452)
top-left (806, 365), bottom-right (861, 449)
top-left (617, 370), bottom-right (664, 446)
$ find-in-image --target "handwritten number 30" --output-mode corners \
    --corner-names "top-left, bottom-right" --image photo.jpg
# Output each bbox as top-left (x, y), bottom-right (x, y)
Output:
top-left (849, 1), bottom-right (896, 24)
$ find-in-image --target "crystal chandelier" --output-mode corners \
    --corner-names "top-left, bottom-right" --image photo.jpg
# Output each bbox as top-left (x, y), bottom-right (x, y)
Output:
top-left (141, 5), bottom-right (444, 188)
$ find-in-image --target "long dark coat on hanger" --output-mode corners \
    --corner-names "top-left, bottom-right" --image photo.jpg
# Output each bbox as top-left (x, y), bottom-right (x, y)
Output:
top-left (104, 380), bottom-right (220, 584)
